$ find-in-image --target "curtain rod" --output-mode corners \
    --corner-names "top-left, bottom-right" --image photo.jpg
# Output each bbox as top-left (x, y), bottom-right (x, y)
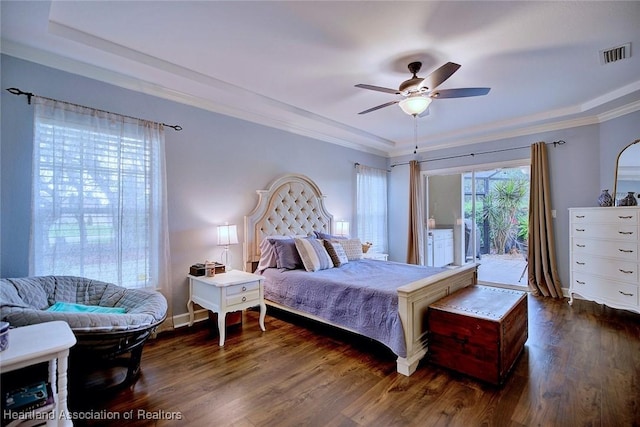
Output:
top-left (354, 162), bottom-right (391, 173)
top-left (6, 87), bottom-right (182, 131)
top-left (390, 140), bottom-right (566, 168)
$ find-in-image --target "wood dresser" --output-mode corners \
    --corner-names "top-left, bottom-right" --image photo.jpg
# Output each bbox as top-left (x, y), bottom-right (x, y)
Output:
top-left (427, 285), bottom-right (528, 385)
top-left (568, 207), bottom-right (639, 314)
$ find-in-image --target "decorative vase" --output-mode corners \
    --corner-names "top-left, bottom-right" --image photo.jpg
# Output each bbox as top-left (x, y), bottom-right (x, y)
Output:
top-left (619, 192), bottom-right (637, 206)
top-left (597, 189), bottom-right (613, 207)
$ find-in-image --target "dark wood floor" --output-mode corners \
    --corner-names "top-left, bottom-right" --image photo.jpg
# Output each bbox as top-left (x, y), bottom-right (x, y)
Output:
top-left (67, 294), bottom-right (640, 427)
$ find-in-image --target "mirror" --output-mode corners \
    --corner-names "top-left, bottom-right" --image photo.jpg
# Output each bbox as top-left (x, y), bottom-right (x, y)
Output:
top-left (613, 139), bottom-right (640, 205)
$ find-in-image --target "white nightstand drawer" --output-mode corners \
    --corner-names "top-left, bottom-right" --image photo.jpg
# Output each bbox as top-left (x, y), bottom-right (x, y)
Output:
top-left (227, 289), bottom-right (260, 306)
top-left (363, 252), bottom-right (388, 261)
top-left (226, 280), bottom-right (260, 295)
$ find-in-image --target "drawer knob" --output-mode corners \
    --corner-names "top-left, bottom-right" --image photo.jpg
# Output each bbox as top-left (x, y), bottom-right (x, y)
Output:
top-left (619, 249), bottom-right (634, 253)
top-left (575, 228), bottom-right (585, 232)
top-left (576, 280), bottom-right (586, 285)
top-left (576, 261), bottom-right (585, 265)
top-left (618, 231), bottom-right (634, 235)
top-left (242, 286), bottom-right (247, 291)
top-left (576, 244), bottom-right (586, 248)
top-left (618, 290), bottom-right (634, 297)
top-left (242, 296), bottom-right (247, 302)
top-left (619, 269), bottom-right (634, 274)
top-left (618, 215), bottom-right (633, 219)
top-left (576, 215), bottom-right (585, 218)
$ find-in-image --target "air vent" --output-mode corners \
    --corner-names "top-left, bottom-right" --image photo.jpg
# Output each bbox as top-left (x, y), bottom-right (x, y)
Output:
top-left (600, 43), bottom-right (631, 64)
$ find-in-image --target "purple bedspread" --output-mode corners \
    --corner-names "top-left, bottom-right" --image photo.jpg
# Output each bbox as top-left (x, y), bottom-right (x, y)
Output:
top-left (261, 259), bottom-right (446, 358)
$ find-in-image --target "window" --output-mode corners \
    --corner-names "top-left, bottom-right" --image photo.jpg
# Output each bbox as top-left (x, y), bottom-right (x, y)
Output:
top-left (31, 98), bottom-right (168, 289)
top-left (356, 164), bottom-right (388, 253)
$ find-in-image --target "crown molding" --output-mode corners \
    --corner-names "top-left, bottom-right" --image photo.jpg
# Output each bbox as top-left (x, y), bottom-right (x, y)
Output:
top-left (1, 40), bottom-right (392, 156)
top-left (388, 115), bottom-right (600, 158)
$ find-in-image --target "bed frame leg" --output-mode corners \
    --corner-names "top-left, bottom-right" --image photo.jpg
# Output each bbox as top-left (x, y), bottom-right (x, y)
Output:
top-left (396, 352), bottom-right (423, 376)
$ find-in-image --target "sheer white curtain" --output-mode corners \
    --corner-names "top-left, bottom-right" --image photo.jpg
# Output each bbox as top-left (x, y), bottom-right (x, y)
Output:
top-left (30, 98), bottom-right (171, 308)
top-left (356, 164), bottom-right (388, 254)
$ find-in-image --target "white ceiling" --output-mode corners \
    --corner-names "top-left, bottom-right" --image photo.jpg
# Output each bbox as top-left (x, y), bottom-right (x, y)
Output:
top-left (2, 1), bottom-right (640, 157)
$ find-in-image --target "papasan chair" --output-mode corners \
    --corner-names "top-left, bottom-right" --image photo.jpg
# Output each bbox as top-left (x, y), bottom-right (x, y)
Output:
top-left (0, 276), bottom-right (167, 392)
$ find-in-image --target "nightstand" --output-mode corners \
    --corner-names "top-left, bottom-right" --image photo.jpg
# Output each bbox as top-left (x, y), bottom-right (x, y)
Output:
top-left (363, 252), bottom-right (389, 261)
top-left (187, 270), bottom-right (266, 346)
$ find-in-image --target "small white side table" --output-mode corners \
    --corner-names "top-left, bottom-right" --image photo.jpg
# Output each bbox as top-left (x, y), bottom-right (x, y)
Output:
top-left (0, 321), bottom-right (77, 427)
top-left (363, 252), bottom-right (389, 261)
top-left (187, 270), bottom-right (266, 346)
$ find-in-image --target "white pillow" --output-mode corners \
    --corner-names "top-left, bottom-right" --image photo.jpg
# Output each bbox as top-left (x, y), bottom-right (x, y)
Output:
top-left (336, 238), bottom-right (364, 261)
top-left (294, 238), bottom-right (333, 272)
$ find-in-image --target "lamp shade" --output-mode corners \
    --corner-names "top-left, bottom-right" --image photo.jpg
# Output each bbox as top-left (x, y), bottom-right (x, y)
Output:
top-left (335, 220), bottom-right (350, 237)
top-left (399, 95), bottom-right (432, 116)
top-left (217, 224), bottom-right (239, 246)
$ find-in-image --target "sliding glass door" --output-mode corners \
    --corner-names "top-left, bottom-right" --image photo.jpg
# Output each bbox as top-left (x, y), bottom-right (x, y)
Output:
top-left (426, 163), bottom-right (530, 288)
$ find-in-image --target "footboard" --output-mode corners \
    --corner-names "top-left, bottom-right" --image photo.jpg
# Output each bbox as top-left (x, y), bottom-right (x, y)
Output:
top-left (396, 263), bottom-right (478, 376)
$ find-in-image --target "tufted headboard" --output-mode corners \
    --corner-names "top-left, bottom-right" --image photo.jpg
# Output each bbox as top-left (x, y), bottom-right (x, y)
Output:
top-left (244, 174), bottom-right (333, 272)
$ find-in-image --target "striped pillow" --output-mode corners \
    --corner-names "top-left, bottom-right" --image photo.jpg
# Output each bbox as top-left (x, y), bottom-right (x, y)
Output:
top-left (294, 238), bottom-right (334, 272)
top-left (324, 240), bottom-right (349, 267)
top-left (337, 238), bottom-right (364, 261)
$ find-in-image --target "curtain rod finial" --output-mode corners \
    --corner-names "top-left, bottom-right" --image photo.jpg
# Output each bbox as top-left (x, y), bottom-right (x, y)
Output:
top-left (7, 87), bottom-right (34, 104)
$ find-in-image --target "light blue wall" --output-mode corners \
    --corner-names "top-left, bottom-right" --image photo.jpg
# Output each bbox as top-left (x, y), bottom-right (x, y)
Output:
top-left (388, 112), bottom-right (640, 291)
top-left (0, 54), bottom-right (387, 316)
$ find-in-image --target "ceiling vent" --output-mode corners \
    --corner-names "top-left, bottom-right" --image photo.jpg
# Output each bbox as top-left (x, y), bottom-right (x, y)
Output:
top-left (600, 43), bottom-right (631, 65)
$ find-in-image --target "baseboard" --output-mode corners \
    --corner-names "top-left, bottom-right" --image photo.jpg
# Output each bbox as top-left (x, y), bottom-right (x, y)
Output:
top-left (172, 309), bottom-right (209, 329)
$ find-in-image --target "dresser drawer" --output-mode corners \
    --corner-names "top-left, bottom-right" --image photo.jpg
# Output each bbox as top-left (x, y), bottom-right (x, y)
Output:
top-left (572, 255), bottom-right (638, 283)
top-left (571, 224), bottom-right (638, 241)
top-left (571, 209), bottom-right (638, 224)
top-left (572, 273), bottom-right (639, 307)
top-left (572, 238), bottom-right (639, 261)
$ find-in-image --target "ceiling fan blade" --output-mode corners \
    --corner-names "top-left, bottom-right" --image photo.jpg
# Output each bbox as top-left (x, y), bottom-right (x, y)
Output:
top-left (420, 62), bottom-right (461, 90)
top-left (355, 84), bottom-right (401, 95)
top-left (429, 87), bottom-right (491, 99)
top-left (358, 100), bottom-right (399, 115)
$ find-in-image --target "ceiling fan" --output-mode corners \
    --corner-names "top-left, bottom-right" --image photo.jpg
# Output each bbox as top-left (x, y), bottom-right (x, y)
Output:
top-left (355, 61), bottom-right (490, 116)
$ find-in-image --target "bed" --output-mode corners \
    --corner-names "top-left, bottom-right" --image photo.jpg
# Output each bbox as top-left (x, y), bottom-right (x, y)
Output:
top-left (244, 173), bottom-right (478, 376)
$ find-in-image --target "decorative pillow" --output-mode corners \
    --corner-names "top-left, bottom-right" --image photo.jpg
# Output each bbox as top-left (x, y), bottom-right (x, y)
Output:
top-left (47, 301), bottom-right (126, 314)
top-left (257, 235), bottom-right (303, 272)
top-left (271, 238), bottom-right (304, 270)
top-left (314, 231), bottom-right (347, 240)
top-left (324, 240), bottom-right (349, 267)
top-left (336, 238), bottom-right (364, 261)
top-left (294, 238), bottom-right (334, 272)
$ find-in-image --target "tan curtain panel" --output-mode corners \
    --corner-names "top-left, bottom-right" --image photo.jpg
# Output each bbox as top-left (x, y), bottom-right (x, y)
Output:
top-left (528, 142), bottom-right (562, 297)
top-left (407, 160), bottom-right (424, 265)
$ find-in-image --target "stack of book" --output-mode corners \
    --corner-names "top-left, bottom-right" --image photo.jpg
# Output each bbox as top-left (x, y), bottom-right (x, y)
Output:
top-left (2, 381), bottom-right (55, 427)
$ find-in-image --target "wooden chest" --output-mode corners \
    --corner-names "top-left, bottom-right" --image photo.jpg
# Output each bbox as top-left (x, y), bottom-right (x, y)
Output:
top-left (427, 285), bottom-right (528, 385)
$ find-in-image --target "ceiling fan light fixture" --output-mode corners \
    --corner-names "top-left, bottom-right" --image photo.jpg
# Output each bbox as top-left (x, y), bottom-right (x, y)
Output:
top-left (399, 95), bottom-right (432, 116)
